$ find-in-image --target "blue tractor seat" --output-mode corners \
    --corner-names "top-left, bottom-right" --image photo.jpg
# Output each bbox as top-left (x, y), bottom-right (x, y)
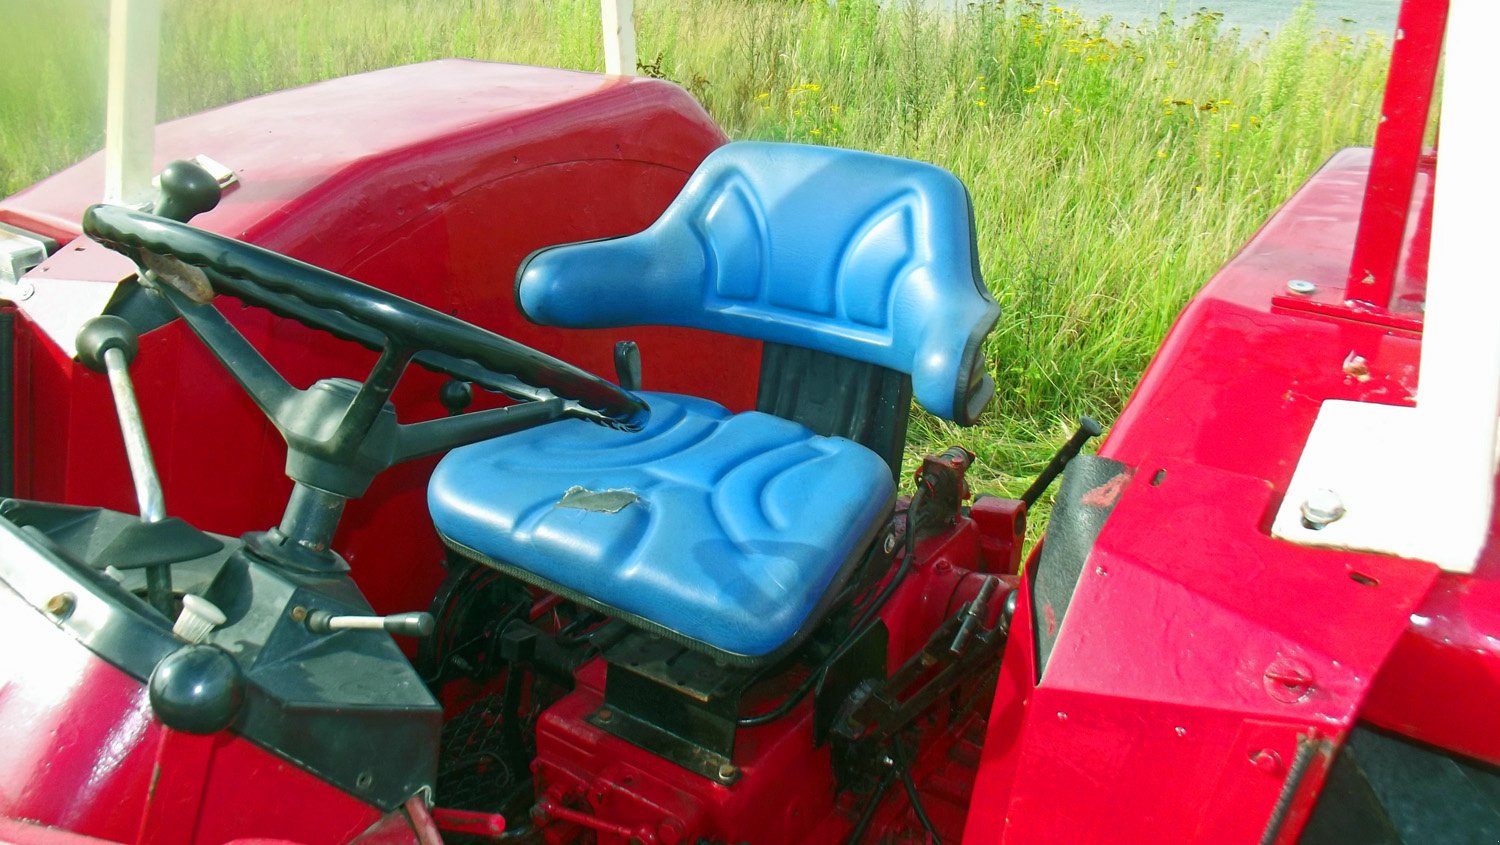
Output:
top-left (428, 141), bottom-right (998, 663)
top-left (429, 393), bottom-right (895, 661)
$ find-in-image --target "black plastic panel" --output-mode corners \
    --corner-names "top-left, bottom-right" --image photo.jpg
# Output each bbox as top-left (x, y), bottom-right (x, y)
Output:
top-left (0, 500), bottom-right (440, 811)
top-left (1031, 455), bottom-right (1130, 678)
top-left (1301, 726), bottom-right (1500, 844)
top-left (757, 341), bottom-right (913, 479)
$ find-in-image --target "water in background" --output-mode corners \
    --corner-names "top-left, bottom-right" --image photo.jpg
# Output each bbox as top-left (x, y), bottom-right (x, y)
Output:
top-left (921, 1), bottom-right (1401, 36)
top-left (1067, 0), bottom-right (1398, 35)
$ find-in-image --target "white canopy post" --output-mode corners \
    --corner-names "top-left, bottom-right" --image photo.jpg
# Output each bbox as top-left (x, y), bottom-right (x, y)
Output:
top-left (1271, 0), bottom-right (1500, 573)
top-left (601, 0), bottom-right (636, 76)
top-left (103, 0), bottom-right (162, 205)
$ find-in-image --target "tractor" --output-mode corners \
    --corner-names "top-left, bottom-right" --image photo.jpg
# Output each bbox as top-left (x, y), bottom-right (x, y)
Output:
top-left (0, 0), bottom-right (1494, 842)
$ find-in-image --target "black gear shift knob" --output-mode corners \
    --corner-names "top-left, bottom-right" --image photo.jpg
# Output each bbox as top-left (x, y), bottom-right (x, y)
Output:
top-left (154, 160), bottom-right (222, 223)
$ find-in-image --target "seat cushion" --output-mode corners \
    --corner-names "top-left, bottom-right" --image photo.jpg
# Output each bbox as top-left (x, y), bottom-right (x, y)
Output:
top-left (427, 392), bottom-right (896, 661)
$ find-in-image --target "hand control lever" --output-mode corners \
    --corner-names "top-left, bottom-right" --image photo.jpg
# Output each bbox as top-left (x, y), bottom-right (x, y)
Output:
top-left (304, 609), bottom-right (435, 638)
top-left (1019, 416), bottom-right (1103, 508)
top-left (76, 316), bottom-right (174, 616)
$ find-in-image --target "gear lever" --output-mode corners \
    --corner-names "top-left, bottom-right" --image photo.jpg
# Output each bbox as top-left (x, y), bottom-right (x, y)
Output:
top-left (76, 315), bottom-right (173, 614)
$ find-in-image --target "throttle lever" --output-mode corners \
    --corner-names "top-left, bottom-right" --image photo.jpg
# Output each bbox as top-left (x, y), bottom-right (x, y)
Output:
top-left (305, 609), bottom-right (435, 638)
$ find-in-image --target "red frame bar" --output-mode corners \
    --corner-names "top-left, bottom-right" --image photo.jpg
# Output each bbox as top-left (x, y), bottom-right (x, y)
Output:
top-left (1345, 0), bottom-right (1447, 307)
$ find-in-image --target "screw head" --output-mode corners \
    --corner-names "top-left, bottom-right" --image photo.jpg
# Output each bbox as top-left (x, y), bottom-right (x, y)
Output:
top-left (717, 762), bottom-right (738, 780)
top-left (1300, 489), bottom-right (1346, 529)
top-left (1251, 749), bottom-right (1283, 775)
top-left (1286, 279), bottom-right (1317, 295)
top-left (883, 533), bottom-right (897, 554)
top-left (597, 708), bottom-right (614, 724)
top-left (45, 592), bottom-right (76, 619)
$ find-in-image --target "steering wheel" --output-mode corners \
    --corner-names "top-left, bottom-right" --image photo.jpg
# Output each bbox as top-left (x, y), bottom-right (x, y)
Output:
top-left (81, 203), bottom-right (648, 514)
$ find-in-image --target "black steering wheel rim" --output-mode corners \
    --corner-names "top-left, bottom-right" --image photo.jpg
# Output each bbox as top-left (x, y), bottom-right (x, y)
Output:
top-left (82, 203), bottom-right (648, 429)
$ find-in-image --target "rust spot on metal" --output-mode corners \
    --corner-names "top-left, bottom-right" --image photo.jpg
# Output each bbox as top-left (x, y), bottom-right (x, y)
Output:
top-left (1080, 472), bottom-right (1130, 508)
top-left (1342, 351), bottom-right (1371, 382)
top-left (1044, 603), bottom-right (1057, 636)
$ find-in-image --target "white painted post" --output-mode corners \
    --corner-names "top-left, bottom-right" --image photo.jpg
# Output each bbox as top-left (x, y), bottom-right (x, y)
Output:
top-left (1270, 0), bottom-right (1500, 573)
top-left (601, 0), bottom-right (636, 76)
top-left (103, 0), bottom-right (162, 206)
top-left (1403, 0), bottom-right (1500, 567)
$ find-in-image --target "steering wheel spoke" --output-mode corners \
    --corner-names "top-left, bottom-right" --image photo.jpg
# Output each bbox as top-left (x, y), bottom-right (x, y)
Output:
top-left (393, 398), bottom-right (566, 464)
top-left (158, 282), bottom-right (298, 424)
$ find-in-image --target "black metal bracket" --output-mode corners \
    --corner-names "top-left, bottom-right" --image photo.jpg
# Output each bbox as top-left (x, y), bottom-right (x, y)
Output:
top-left (833, 585), bottom-right (1014, 745)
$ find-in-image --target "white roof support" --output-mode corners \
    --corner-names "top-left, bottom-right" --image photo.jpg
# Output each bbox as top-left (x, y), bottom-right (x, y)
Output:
top-left (1272, 0), bottom-right (1500, 573)
top-left (103, 0), bottom-right (161, 206)
top-left (601, 0), bottom-right (636, 76)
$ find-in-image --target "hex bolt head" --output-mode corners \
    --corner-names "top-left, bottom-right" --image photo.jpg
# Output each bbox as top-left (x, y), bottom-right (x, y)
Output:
top-left (45, 592), bottom-right (76, 619)
top-left (1287, 279), bottom-right (1317, 295)
top-left (1300, 489), bottom-right (1346, 529)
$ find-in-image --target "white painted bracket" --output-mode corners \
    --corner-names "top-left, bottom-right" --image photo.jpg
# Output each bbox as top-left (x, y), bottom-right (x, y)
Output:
top-left (103, 0), bottom-right (162, 206)
top-left (1272, 0), bottom-right (1500, 573)
top-left (601, 0), bottom-right (636, 76)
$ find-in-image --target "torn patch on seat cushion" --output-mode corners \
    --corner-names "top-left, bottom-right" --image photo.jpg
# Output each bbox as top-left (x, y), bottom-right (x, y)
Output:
top-left (556, 486), bottom-right (640, 514)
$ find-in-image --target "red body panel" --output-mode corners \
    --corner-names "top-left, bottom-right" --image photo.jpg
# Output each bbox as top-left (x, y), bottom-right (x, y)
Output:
top-left (0, 579), bottom-right (387, 844)
top-left (2, 60), bottom-right (756, 616)
top-left (967, 143), bottom-right (1498, 842)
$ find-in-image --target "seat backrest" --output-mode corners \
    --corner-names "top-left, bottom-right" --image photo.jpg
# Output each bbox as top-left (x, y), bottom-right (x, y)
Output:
top-left (516, 141), bottom-right (999, 426)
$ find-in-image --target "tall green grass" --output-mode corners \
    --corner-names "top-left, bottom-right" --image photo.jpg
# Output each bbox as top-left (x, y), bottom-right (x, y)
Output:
top-left (0, 0), bottom-right (1390, 500)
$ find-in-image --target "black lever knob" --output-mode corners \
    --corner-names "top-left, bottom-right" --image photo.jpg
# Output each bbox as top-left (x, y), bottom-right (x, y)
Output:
top-left (75, 315), bottom-right (139, 373)
top-left (154, 160), bottom-right (222, 223)
top-left (439, 380), bottom-right (474, 417)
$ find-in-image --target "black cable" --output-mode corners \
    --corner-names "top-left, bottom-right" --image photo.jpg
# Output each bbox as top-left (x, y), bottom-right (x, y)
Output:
top-left (846, 762), bottom-right (899, 845)
top-left (737, 484), bottom-right (928, 727)
top-left (896, 738), bottom-right (942, 844)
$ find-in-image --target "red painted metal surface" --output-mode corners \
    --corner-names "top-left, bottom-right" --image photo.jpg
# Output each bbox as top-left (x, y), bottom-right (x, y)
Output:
top-left (2, 61), bottom-right (754, 625)
top-left (964, 140), bottom-right (1478, 842)
top-left (0, 579), bottom-right (387, 845)
top-left (1344, 0), bottom-right (1447, 307)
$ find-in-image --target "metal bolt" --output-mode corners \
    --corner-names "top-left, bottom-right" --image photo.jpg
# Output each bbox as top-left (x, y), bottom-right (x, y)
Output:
top-left (883, 533), bottom-right (897, 554)
top-left (1251, 749), bottom-right (1283, 775)
top-left (289, 605), bottom-right (308, 623)
top-left (1300, 489), bottom-right (1346, 529)
top-left (597, 708), bottom-right (614, 724)
top-left (717, 762), bottom-right (738, 780)
top-left (45, 592), bottom-right (76, 619)
top-left (1286, 279), bottom-right (1317, 295)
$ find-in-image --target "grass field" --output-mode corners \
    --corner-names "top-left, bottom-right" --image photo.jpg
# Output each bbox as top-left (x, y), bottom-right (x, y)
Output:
top-left (0, 0), bottom-right (1391, 502)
